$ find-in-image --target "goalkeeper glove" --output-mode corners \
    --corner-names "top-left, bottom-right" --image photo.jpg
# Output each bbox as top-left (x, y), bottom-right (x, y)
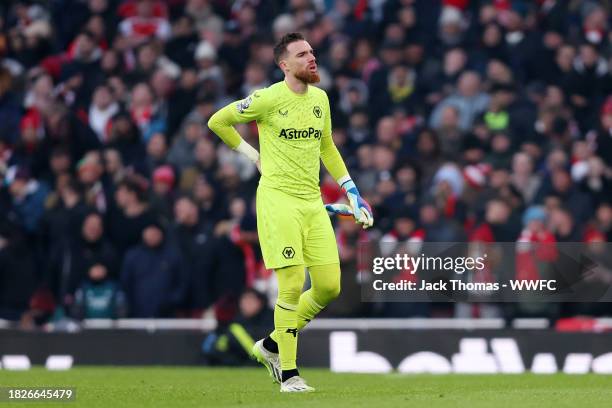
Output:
top-left (339, 178), bottom-right (374, 229)
top-left (325, 203), bottom-right (353, 216)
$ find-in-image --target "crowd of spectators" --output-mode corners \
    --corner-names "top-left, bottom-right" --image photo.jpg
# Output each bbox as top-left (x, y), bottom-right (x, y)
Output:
top-left (0, 0), bottom-right (611, 325)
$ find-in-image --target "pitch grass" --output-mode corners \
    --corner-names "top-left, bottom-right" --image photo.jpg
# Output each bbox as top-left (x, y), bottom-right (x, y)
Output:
top-left (1, 367), bottom-right (612, 407)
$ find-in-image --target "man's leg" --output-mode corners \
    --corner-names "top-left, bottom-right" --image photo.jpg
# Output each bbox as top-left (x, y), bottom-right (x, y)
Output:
top-left (264, 263), bottom-right (340, 350)
top-left (296, 263), bottom-right (341, 330)
top-left (271, 264), bottom-right (305, 381)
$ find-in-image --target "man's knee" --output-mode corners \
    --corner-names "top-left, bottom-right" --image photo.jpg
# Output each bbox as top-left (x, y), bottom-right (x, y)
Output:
top-left (278, 283), bottom-right (303, 303)
top-left (276, 265), bottom-right (305, 304)
top-left (310, 263), bottom-right (341, 304)
top-left (316, 282), bottom-right (341, 303)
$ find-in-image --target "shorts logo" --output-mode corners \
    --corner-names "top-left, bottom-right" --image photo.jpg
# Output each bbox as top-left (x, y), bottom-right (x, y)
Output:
top-left (285, 328), bottom-right (298, 337)
top-left (236, 96), bottom-right (253, 113)
top-left (282, 247), bottom-right (295, 259)
top-left (313, 106), bottom-right (322, 118)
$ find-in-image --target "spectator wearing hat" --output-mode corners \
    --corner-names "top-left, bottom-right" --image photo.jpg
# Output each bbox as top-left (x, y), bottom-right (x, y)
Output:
top-left (438, 5), bottom-right (468, 50)
top-left (194, 40), bottom-right (224, 91)
top-left (121, 218), bottom-right (187, 317)
top-left (499, 1), bottom-right (543, 84)
top-left (513, 204), bottom-right (560, 318)
top-left (516, 205), bottom-right (557, 278)
top-left (8, 108), bottom-right (48, 178)
top-left (150, 164), bottom-right (176, 221)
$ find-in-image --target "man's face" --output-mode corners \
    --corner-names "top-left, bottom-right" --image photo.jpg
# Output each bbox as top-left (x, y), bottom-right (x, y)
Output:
top-left (486, 201), bottom-right (510, 224)
top-left (281, 40), bottom-right (319, 84)
top-left (82, 214), bottom-right (103, 242)
top-left (240, 292), bottom-right (262, 318)
top-left (174, 198), bottom-right (197, 225)
top-left (8, 179), bottom-right (27, 197)
top-left (76, 34), bottom-right (95, 57)
top-left (93, 86), bottom-right (113, 109)
top-left (143, 226), bottom-right (163, 248)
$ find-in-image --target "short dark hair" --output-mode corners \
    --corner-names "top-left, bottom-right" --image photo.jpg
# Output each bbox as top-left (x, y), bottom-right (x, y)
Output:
top-left (273, 32), bottom-right (305, 64)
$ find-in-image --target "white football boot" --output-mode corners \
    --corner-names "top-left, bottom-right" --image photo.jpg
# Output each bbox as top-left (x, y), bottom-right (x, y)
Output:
top-left (280, 376), bottom-right (315, 393)
top-left (252, 339), bottom-right (282, 384)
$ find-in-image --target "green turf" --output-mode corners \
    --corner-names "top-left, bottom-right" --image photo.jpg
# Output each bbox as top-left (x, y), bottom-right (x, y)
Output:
top-left (0, 367), bottom-right (611, 407)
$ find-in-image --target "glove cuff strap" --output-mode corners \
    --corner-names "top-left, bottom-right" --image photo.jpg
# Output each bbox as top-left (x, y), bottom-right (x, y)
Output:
top-left (337, 175), bottom-right (352, 189)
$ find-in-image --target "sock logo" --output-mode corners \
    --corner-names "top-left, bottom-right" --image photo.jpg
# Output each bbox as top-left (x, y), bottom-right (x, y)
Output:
top-left (285, 328), bottom-right (298, 337)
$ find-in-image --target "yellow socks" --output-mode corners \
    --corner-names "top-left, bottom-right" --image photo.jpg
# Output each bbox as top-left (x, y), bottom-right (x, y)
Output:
top-left (271, 264), bottom-right (305, 370)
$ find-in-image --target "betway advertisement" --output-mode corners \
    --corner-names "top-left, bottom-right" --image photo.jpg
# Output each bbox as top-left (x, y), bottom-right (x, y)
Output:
top-left (2, 327), bottom-right (612, 374)
top-left (298, 329), bottom-right (612, 374)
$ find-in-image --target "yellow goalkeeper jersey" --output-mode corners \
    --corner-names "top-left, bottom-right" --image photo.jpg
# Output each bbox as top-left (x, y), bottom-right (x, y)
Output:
top-left (208, 80), bottom-right (348, 200)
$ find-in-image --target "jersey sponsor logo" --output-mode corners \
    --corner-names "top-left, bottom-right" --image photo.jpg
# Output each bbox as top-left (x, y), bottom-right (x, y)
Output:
top-left (278, 127), bottom-right (322, 140)
top-left (313, 105), bottom-right (322, 118)
top-left (236, 96), bottom-right (253, 113)
top-left (282, 247), bottom-right (295, 259)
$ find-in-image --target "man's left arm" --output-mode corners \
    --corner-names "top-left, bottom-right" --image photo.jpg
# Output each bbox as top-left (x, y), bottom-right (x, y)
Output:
top-left (320, 96), bottom-right (373, 228)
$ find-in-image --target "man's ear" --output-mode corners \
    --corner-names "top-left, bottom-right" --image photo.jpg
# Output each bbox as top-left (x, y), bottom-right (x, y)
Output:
top-left (278, 60), bottom-right (288, 72)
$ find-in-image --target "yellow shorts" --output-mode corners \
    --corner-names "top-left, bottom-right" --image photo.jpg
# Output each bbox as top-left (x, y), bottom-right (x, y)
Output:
top-left (256, 185), bottom-right (339, 270)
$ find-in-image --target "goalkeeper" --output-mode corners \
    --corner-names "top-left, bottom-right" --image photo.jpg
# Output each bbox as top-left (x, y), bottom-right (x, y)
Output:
top-left (207, 32), bottom-right (373, 393)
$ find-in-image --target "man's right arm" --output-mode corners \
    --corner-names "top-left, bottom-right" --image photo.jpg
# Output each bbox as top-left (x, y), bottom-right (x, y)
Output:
top-left (207, 90), bottom-right (269, 167)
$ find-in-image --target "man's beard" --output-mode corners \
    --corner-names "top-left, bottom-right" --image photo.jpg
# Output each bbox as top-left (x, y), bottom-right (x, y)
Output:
top-left (295, 67), bottom-right (320, 84)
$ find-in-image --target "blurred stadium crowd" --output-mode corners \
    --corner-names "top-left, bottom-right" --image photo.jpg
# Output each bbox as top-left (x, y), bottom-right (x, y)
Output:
top-left (0, 0), bottom-right (611, 326)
